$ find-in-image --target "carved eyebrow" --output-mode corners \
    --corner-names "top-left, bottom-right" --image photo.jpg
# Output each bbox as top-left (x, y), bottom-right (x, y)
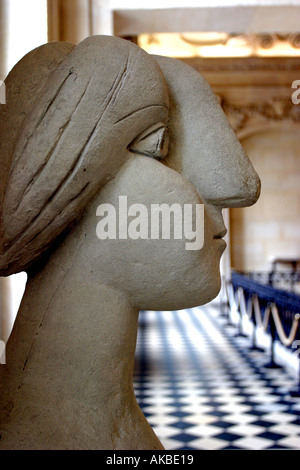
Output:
top-left (114, 104), bottom-right (168, 125)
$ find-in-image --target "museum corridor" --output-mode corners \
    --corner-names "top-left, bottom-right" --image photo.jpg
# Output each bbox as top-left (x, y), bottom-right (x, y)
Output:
top-left (134, 305), bottom-right (300, 450)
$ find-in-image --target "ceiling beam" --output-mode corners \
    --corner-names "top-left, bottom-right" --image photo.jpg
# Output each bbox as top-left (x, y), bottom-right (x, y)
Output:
top-left (113, 6), bottom-right (300, 36)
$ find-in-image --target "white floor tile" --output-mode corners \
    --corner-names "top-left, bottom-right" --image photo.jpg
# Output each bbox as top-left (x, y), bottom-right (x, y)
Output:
top-left (190, 437), bottom-right (227, 450)
top-left (277, 435), bottom-right (300, 449)
top-left (234, 436), bottom-right (274, 450)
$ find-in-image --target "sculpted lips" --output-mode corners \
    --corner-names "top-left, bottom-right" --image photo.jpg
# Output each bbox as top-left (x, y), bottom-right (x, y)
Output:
top-left (213, 227), bottom-right (227, 251)
top-left (213, 227), bottom-right (227, 240)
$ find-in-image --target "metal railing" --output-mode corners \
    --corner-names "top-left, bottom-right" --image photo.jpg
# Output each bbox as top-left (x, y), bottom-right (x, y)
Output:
top-left (220, 270), bottom-right (300, 397)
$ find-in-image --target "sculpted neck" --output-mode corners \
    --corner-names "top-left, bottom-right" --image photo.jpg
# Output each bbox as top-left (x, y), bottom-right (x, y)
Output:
top-left (0, 249), bottom-right (163, 449)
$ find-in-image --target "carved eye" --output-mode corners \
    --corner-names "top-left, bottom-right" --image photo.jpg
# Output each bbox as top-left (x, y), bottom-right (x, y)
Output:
top-left (128, 123), bottom-right (169, 159)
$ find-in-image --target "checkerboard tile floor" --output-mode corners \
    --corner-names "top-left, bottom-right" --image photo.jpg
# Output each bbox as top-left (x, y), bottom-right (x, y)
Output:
top-left (133, 304), bottom-right (300, 450)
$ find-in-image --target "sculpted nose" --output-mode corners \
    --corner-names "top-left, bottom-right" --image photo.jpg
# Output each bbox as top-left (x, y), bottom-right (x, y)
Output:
top-left (188, 116), bottom-right (261, 209)
top-left (169, 76), bottom-right (261, 209)
top-left (154, 55), bottom-right (261, 209)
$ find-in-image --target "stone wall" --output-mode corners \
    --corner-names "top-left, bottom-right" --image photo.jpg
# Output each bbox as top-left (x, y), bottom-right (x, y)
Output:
top-left (231, 126), bottom-right (300, 271)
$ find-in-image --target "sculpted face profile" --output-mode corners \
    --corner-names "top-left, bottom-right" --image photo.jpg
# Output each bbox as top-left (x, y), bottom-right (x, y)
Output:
top-left (0, 36), bottom-right (260, 449)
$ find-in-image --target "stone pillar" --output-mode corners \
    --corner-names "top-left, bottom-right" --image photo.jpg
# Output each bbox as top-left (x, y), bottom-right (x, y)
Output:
top-left (48, 0), bottom-right (91, 43)
top-left (90, 0), bottom-right (113, 36)
top-left (0, 277), bottom-right (13, 343)
top-left (0, 0), bottom-right (11, 344)
top-left (0, 0), bottom-right (9, 79)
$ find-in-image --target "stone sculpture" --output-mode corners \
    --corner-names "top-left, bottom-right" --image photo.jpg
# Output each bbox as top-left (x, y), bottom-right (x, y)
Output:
top-left (0, 36), bottom-right (260, 449)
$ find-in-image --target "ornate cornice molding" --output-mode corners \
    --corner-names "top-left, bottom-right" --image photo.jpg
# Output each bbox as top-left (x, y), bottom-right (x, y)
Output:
top-left (220, 96), bottom-right (300, 132)
top-left (183, 56), bottom-right (300, 74)
top-left (182, 56), bottom-right (300, 133)
top-left (180, 33), bottom-right (300, 51)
